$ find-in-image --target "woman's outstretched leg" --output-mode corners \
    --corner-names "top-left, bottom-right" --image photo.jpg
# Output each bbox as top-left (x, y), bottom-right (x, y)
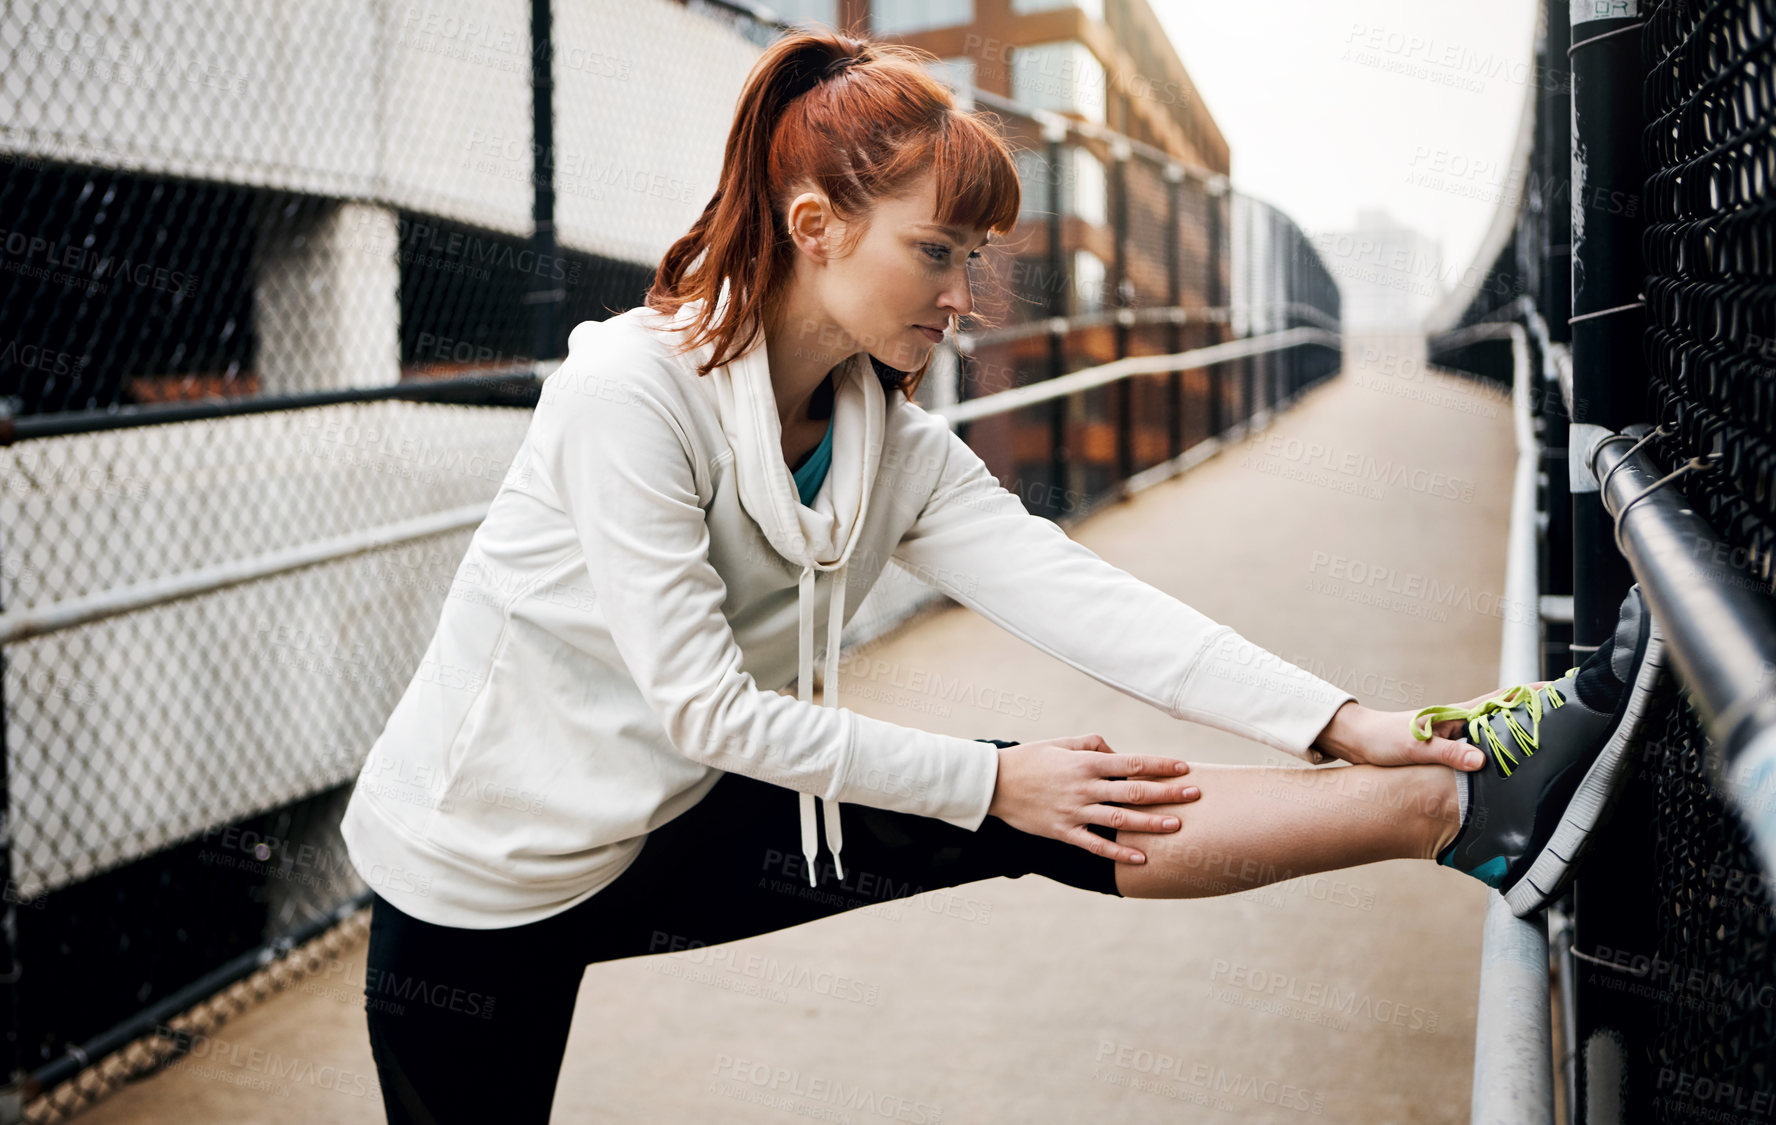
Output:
top-left (1113, 762), bottom-right (1460, 899)
top-left (1117, 582), bottom-right (1667, 911)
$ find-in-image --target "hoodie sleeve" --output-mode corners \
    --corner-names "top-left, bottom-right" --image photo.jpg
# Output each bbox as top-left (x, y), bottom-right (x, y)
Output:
top-left (890, 414), bottom-right (1355, 764)
top-left (529, 358), bottom-right (1002, 830)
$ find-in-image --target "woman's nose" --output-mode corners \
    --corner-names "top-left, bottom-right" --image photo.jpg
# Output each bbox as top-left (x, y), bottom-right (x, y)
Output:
top-left (940, 277), bottom-right (973, 319)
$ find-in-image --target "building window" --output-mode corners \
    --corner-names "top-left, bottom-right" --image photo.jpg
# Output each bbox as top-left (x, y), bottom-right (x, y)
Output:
top-left (1010, 40), bottom-right (1107, 124)
top-left (1073, 248), bottom-right (1105, 314)
top-left (923, 55), bottom-right (976, 110)
top-left (1013, 145), bottom-right (1106, 227)
top-left (870, 0), bottom-right (974, 36)
top-left (1067, 147), bottom-right (1107, 227)
top-left (1010, 0), bottom-right (1104, 21)
top-left (1015, 149), bottom-right (1052, 219)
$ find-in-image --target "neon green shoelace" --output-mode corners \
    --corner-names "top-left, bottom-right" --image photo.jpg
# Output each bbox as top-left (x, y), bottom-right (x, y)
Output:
top-left (1409, 667), bottom-right (1579, 777)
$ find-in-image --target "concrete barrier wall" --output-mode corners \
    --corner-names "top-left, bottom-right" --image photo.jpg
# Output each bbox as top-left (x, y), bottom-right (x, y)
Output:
top-left (1, 0), bottom-right (531, 233)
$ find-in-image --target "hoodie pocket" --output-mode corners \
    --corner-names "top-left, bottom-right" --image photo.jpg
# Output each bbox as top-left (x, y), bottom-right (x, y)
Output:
top-left (438, 628), bottom-right (508, 786)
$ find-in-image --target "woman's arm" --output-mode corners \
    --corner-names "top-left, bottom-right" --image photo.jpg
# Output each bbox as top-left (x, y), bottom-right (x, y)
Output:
top-left (889, 413), bottom-right (1477, 768)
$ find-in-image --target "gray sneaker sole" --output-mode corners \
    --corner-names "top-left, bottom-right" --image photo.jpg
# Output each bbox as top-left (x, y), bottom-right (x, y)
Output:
top-left (1501, 618), bottom-right (1666, 917)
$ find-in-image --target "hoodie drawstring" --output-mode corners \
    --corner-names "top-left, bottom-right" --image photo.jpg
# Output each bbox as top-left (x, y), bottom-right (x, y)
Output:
top-left (796, 561), bottom-right (849, 888)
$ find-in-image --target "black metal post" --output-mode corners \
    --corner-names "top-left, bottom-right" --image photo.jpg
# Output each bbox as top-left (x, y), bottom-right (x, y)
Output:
top-left (1543, 10), bottom-right (1574, 349)
top-left (1569, 3), bottom-right (1646, 648)
top-left (0, 572), bottom-right (19, 1116)
top-left (1278, 225), bottom-right (1290, 403)
top-left (1251, 208), bottom-right (1268, 417)
top-left (528, 0), bottom-right (563, 362)
top-left (954, 347), bottom-right (973, 451)
top-left (1205, 178), bottom-right (1225, 439)
top-left (1567, 7), bottom-right (1656, 1124)
top-left (1165, 168), bottom-right (1183, 459)
top-left (1539, 9), bottom-right (1575, 680)
top-left (1281, 219), bottom-right (1296, 403)
top-left (1046, 131), bottom-right (1068, 517)
top-left (1112, 146), bottom-right (1131, 483)
top-left (1240, 198), bottom-right (1255, 428)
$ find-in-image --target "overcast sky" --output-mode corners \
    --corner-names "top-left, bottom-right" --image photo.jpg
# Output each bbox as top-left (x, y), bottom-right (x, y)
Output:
top-left (1155, 0), bottom-right (1540, 273)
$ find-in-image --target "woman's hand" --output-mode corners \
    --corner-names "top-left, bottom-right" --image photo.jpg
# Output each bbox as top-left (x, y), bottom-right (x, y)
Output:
top-left (1310, 685), bottom-right (1552, 771)
top-left (986, 734), bottom-right (1199, 864)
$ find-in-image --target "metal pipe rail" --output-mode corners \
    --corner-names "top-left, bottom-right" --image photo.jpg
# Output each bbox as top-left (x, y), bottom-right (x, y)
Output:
top-left (1471, 320), bottom-right (1556, 1125)
top-left (1429, 320), bottom-right (1521, 352)
top-left (957, 302), bottom-right (1340, 351)
top-left (0, 363), bottom-right (561, 444)
top-left (0, 503), bottom-right (491, 646)
top-left (936, 327), bottom-right (1338, 427)
top-left (1427, 297), bottom-right (1552, 359)
top-left (1590, 428), bottom-right (1776, 884)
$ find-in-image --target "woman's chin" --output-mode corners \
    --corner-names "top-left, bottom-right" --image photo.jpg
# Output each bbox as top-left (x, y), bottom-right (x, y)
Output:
top-left (874, 345), bottom-right (927, 371)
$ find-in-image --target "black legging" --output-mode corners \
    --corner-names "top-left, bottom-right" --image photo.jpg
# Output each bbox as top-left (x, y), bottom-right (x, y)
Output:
top-left (362, 738), bottom-right (1122, 1124)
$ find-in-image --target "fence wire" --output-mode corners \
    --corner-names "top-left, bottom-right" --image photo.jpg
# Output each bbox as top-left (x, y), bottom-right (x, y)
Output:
top-left (1639, 2), bottom-right (1776, 1115)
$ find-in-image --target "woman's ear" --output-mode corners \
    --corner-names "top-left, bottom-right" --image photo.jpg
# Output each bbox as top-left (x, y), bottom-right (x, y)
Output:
top-left (784, 190), bottom-right (836, 262)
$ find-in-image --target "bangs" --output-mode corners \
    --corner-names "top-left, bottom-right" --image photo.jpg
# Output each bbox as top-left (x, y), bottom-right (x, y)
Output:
top-left (925, 112), bottom-right (1022, 239)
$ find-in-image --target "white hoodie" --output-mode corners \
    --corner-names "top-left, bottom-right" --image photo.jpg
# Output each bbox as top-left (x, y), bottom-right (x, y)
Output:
top-left (339, 283), bottom-right (1356, 929)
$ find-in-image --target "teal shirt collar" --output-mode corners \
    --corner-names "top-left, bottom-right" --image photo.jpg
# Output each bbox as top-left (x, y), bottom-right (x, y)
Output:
top-left (791, 415), bottom-right (834, 506)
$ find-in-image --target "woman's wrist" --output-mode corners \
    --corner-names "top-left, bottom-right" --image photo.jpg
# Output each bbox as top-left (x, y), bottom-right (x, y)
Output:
top-left (1309, 699), bottom-right (1361, 764)
top-left (1307, 698), bottom-right (1487, 771)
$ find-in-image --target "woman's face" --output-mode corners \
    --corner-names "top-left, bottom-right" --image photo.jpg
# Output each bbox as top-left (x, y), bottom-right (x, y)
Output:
top-left (796, 170), bottom-right (987, 372)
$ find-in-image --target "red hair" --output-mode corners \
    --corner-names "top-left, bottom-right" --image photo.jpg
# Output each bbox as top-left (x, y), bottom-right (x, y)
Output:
top-left (645, 27), bottom-right (1022, 402)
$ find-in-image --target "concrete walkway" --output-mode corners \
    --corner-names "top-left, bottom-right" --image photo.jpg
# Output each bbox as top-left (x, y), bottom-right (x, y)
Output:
top-left (73, 333), bottom-right (1515, 1124)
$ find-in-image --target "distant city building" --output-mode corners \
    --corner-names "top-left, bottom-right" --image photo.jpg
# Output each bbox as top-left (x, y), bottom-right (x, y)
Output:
top-left (1314, 209), bottom-right (1446, 331)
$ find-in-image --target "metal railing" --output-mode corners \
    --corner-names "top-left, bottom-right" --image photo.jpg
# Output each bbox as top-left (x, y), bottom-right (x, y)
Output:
top-left (1591, 428), bottom-right (1776, 885)
top-left (1470, 316), bottom-right (1556, 1125)
top-left (938, 326), bottom-right (1337, 427)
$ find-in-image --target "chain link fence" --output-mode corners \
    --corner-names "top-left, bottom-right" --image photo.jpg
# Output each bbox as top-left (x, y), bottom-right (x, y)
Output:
top-left (0, 1), bottom-right (1339, 1119)
top-left (1428, 1), bottom-right (1776, 1121)
top-left (1635, 3), bottom-right (1776, 1114)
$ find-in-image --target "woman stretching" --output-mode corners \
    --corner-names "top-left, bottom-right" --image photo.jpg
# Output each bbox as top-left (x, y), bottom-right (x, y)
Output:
top-left (341, 29), bottom-right (1665, 1125)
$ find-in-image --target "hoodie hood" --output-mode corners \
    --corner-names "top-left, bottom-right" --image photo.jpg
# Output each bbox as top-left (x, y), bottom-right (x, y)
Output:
top-left (663, 277), bottom-right (888, 887)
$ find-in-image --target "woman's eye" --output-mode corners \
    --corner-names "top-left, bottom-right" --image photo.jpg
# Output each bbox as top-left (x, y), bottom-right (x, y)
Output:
top-left (922, 245), bottom-right (983, 262)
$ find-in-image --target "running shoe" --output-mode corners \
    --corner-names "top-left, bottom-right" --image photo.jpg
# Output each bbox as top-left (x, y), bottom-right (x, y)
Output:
top-left (1410, 584), bottom-right (1666, 917)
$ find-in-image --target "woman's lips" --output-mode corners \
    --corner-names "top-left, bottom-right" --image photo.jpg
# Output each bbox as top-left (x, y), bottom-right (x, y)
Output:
top-left (914, 325), bottom-right (944, 343)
